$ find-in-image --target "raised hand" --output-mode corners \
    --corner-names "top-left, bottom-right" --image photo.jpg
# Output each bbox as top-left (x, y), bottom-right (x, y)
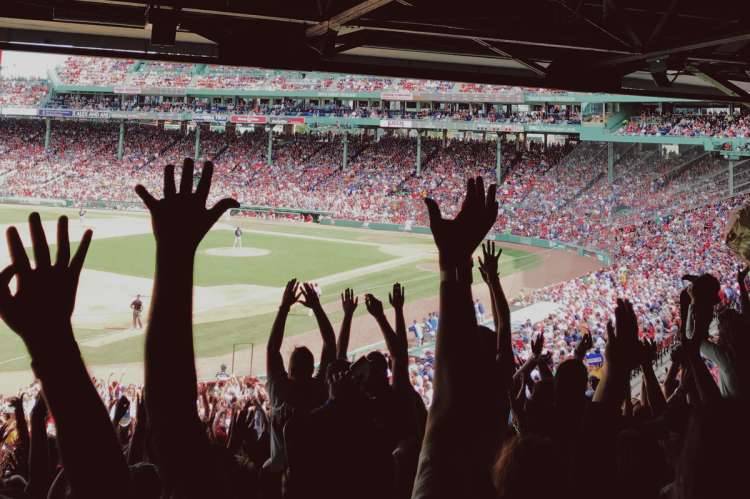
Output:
top-left (112, 395), bottom-right (130, 425)
top-left (574, 332), bottom-right (593, 360)
top-left (389, 282), bottom-right (405, 310)
top-left (135, 159), bottom-right (239, 253)
top-left (478, 240), bottom-right (502, 282)
top-left (299, 282), bottom-right (321, 310)
top-left (739, 266), bottom-right (750, 287)
top-left (30, 393), bottom-right (47, 423)
top-left (424, 176), bottom-right (498, 267)
top-left (341, 288), bottom-right (358, 315)
top-left (0, 214), bottom-right (91, 356)
top-left (531, 333), bottom-right (544, 359)
top-left (280, 279), bottom-right (301, 309)
top-left (604, 298), bottom-right (641, 370)
top-left (364, 294), bottom-right (385, 318)
top-left (638, 338), bottom-right (657, 366)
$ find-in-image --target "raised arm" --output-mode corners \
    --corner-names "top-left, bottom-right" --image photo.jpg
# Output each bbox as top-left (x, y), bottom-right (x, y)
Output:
top-left (478, 241), bottom-right (510, 350)
top-left (135, 159), bottom-right (238, 498)
top-left (0, 214), bottom-right (129, 499)
top-left (593, 299), bottom-right (640, 409)
top-left (336, 288), bottom-right (358, 360)
top-left (413, 177), bottom-right (499, 499)
top-left (299, 282), bottom-right (337, 378)
top-left (364, 287), bottom-right (409, 392)
top-left (638, 339), bottom-right (667, 417)
top-left (26, 394), bottom-right (49, 499)
top-left (574, 333), bottom-right (593, 363)
top-left (267, 279), bottom-right (300, 376)
top-left (738, 266), bottom-right (749, 318)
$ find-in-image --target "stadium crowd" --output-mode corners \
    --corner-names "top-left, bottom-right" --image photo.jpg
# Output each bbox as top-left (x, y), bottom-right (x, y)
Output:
top-left (617, 111), bottom-right (750, 138)
top-left (0, 163), bottom-right (743, 499)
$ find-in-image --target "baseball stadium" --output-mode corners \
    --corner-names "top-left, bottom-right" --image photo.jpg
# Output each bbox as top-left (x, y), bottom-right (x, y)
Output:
top-left (0, 2), bottom-right (747, 498)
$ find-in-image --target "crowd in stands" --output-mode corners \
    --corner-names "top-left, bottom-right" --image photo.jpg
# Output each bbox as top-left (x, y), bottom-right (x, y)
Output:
top-left (0, 163), bottom-right (745, 499)
top-left (0, 79), bottom-right (48, 108)
top-left (618, 111), bottom-right (750, 138)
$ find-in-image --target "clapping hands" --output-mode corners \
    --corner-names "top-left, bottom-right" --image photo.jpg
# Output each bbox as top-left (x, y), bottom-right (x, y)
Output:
top-left (604, 299), bottom-right (641, 371)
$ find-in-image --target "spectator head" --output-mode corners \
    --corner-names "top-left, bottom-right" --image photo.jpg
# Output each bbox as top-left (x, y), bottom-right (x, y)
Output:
top-left (365, 350), bottom-right (389, 392)
top-left (553, 358), bottom-right (588, 407)
top-left (674, 400), bottom-right (750, 499)
top-left (129, 463), bottom-right (161, 499)
top-left (288, 346), bottom-right (314, 380)
top-left (682, 273), bottom-right (720, 308)
top-left (492, 434), bottom-right (561, 499)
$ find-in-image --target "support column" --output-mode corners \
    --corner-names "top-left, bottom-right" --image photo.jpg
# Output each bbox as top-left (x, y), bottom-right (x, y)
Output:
top-left (44, 118), bottom-right (51, 151)
top-left (117, 121), bottom-right (125, 160)
top-left (193, 124), bottom-right (201, 161)
top-left (267, 127), bottom-right (273, 166)
top-left (607, 142), bottom-right (614, 183)
top-left (442, 129), bottom-right (447, 146)
top-left (729, 160), bottom-right (735, 196)
top-left (416, 130), bottom-right (422, 176)
top-left (342, 132), bottom-right (349, 170)
top-left (496, 134), bottom-right (503, 183)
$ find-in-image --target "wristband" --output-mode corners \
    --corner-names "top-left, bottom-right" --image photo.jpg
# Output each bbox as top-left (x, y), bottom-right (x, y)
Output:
top-left (440, 260), bottom-right (473, 284)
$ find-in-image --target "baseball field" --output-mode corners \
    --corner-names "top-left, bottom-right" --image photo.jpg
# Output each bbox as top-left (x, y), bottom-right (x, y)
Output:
top-left (0, 203), bottom-right (602, 392)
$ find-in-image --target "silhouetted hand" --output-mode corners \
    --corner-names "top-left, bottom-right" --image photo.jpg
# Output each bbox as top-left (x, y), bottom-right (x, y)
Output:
top-left (364, 294), bottom-right (385, 318)
top-left (341, 288), bottom-right (358, 315)
top-left (135, 159), bottom-right (239, 254)
top-left (280, 278), bottom-right (300, 309)
top-left (604, 299), bottom-right (641, 370)
top-left (531, 333), bottom-right (544, 359)
top-left (113, 396), bottom-right (130, 425)
top-left (0, 214), bottom-right (91, 356)
top-left (299, 282), bottom-right (321, 310)
top-left (388, 283), bottom-right (405, 310)
top-left (739, 266), bottom-right (749, 288)
top-left (574, 333), bottom-right (593, 359)
top-left (30, 393), bottom-right (47, 423)
top-left (639, 338), bottom-right (657, 366)
top-left (424, 176), bottom-right (498, 267)
top-left (478, 240), bottom-right (501, 282)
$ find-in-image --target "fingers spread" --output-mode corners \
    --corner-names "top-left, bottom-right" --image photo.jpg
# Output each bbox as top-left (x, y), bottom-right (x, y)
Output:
top-left (208, 198), bottom-right (241, 227)
top-left (195, 161), bottom-right (214, 202)
top-left (0, 265), bottom-right (15, 302)
top-left (164, 164), bottom-right (177, 198)
top-left (70, 229), bottom-right (93, 281)
top-left (56, 216), bottom-right (70, 267)
top-left (135, 185), bottom-right (158, 211)
top-left (179, 158), bottom-right (195, 196)
top-left (424, 198), bottom-right (442, 226)
top-left (6, 227), bottom-right (30, 275)
top-left (28, 213), bottom-right (51, 269)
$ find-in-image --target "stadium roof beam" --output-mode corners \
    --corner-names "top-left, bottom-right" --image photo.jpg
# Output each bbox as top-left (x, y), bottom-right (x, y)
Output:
top-left (600, 29), bottom-right (750, 67)
top-left (473, 39), bottom-right (547, 77)
top-left (645, 0), bottom-right (680, 48)
top-left (1, 0), bottom-right (749, 102)
top-left (686, 64), bottom-right (750, 102)
top-left (306, 0), bottom-right (396, 38)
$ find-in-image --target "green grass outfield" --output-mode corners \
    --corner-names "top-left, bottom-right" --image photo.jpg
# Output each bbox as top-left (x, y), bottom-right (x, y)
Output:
top-left (0, 205), bottom-right (544, 372)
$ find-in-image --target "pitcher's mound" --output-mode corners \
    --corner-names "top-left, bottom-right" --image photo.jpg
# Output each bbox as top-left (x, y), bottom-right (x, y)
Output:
top-left (205, 247), bottom-right (270, 257)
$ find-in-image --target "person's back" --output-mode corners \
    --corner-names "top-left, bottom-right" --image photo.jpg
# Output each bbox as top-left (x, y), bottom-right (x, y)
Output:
top-left (305, 390), bottom-right (394, 499)
top-left (265, 347), bottom-right (327, 472)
